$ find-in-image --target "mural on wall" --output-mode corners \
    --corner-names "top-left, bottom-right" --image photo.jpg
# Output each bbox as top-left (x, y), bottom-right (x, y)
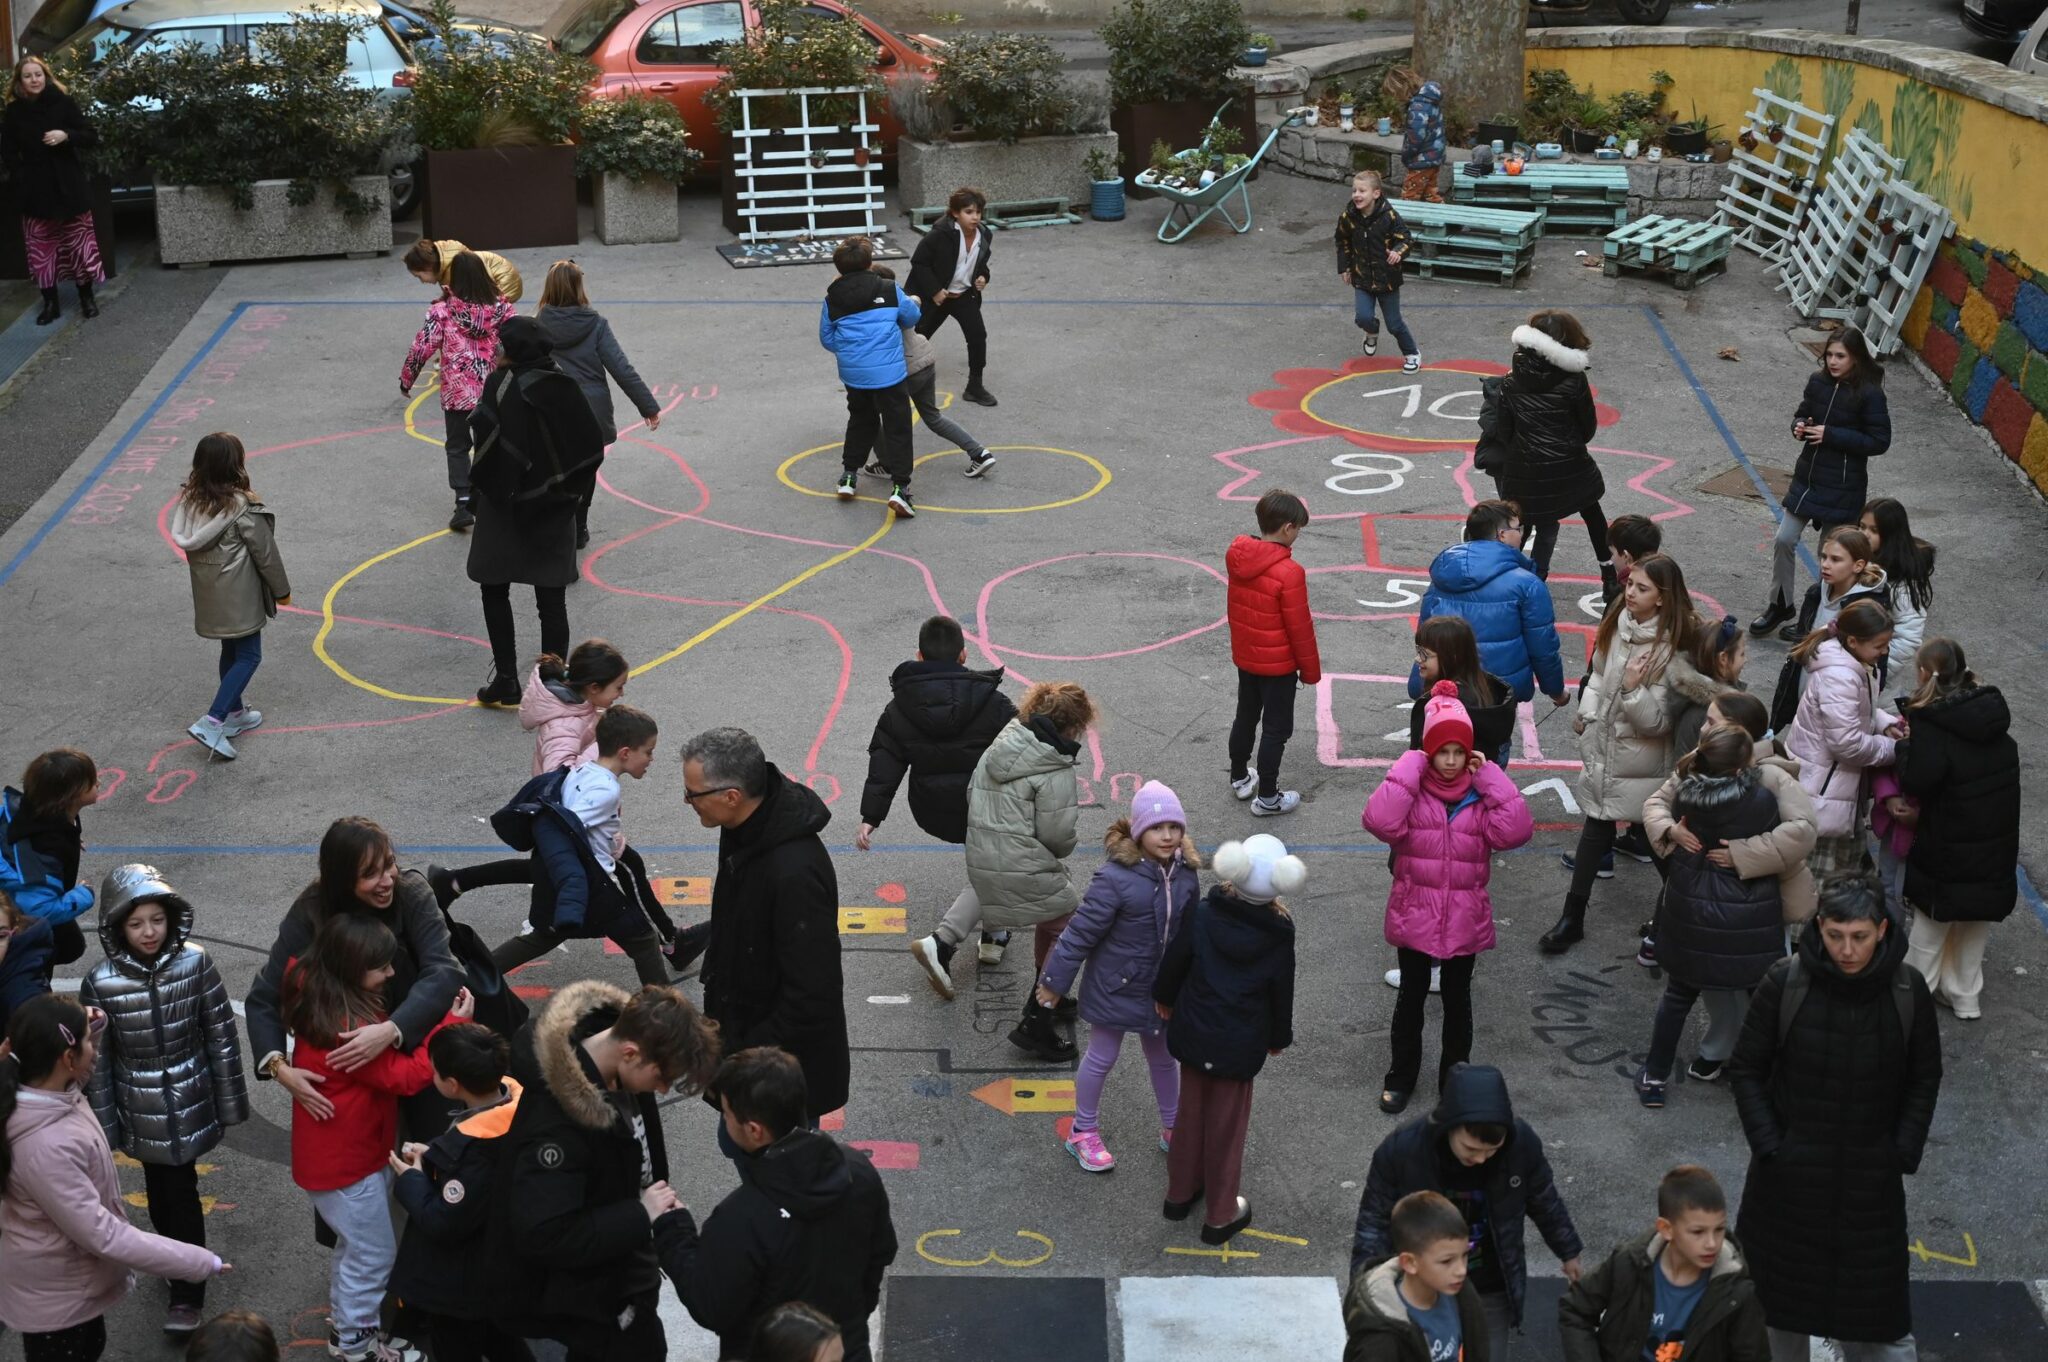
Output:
top-left (1753, 53), bottom-right (1976, 222)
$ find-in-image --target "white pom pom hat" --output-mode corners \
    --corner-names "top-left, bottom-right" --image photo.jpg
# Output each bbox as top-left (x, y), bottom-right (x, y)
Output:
top-left (1210, 833), bottom-right (1307, 905)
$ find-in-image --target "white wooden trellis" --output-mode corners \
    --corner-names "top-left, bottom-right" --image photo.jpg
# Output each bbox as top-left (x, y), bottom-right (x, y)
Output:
top-left (1710, 89), bottom-right (1836, 264)
top-left (1777, 129), bottom-right (1902, 321)
top-left (730, 84), bottom-right (884, 243)
top-left (1855, 179), bottom-right (1956, 356)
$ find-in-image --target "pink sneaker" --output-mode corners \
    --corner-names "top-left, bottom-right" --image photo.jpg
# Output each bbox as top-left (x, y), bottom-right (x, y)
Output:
top-left (1063, 1128), bottom-right (1116, 1173)
top-left (1160, 1127), bottom-right (1173, 1153)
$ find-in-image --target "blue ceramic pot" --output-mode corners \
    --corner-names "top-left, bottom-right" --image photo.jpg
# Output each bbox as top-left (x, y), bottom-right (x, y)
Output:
top-left (1090, 178), bottom-right (1126, 222)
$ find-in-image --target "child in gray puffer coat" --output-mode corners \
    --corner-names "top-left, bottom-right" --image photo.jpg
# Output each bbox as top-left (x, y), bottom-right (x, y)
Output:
top-left (78, 863), bottom-right (246, 1333)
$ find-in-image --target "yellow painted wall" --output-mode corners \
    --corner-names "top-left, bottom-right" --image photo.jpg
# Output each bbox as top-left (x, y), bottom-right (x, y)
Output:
top-left (1527, 45), bottom-right (2047, 265)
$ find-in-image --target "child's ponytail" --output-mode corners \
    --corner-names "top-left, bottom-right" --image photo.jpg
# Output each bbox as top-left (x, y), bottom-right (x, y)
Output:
top-left (558, 639), bottom-right (628, 699)
top-left (1789, 598), bottom-right (1893, 666)
top-left (1909, 637), bottom-right (1973, 709)
top-left (0, 993), bottom-right (89, 1186)
top-left (1675, 725), bottom-right (1752, 780)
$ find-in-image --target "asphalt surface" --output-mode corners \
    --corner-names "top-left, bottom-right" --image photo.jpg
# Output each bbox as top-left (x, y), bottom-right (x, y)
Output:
top-left (0, 169), bottom-right (2043, 1361)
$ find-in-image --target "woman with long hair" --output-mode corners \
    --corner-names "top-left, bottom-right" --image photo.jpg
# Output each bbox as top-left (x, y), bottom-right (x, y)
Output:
top-left (1496, 310), bottom-right (1611, 586)
top-left (1, 56), bottom-right (104, 325)
top-left (534, 260), bottom-right (662, 549)
top-left (1858, 496), bottom-right (1935, 680)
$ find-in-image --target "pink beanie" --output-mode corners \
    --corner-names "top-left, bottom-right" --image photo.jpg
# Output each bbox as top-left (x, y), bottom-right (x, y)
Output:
top-left (1420, 679), bottom-right (1474, 756)
top-left (1129, 780), bottom-right (1187, 840)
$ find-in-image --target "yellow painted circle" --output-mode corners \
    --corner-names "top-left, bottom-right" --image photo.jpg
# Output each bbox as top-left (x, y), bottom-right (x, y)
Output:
top-left (1299, 364), bottom-right (1497, 445)
top-left (776, 444), bottom-right (1111, 514)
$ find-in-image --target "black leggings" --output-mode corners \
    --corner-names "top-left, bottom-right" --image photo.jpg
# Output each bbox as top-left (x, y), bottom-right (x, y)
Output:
top-left (479, 582), bottom-right (569, 678)
top-left (21, 1318), bottom-right (106, 1362)
top-left (1524, 502), bottom-right (1610, 580)
top-left (1385, 948), bottom-right (1478, 1094)
top-left (142, 1160), bottom-right (207, 1308)
top-left (1566, 818), bottom-right (1671, 901)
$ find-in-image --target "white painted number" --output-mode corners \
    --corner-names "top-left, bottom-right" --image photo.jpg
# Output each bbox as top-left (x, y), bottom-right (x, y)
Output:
top-left (1324, 452), bottom-right (1414, 497)
top-left (1354, 578), bottom-right (1430, 609)
top-left (1347, 383), bottom-right (1481, 422)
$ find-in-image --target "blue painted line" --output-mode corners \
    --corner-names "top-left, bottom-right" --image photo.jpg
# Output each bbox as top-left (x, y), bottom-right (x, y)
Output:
top-left (1642, 305), bottom-right (1820, 581)
top-left (225, 297), bottom-right (1648, 310)
top-left (2019, 866), bottom-right (2048, 934)
top-left (0, 302), bottom-right (250, 592)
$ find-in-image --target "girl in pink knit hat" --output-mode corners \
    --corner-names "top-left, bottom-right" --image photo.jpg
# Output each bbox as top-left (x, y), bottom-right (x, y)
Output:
top-left (1364, 682), bottom-right (1533, 1115)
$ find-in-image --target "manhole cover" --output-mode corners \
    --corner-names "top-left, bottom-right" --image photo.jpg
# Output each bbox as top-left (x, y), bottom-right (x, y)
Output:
top-left (1698, 463), bottom-right (1792, 502)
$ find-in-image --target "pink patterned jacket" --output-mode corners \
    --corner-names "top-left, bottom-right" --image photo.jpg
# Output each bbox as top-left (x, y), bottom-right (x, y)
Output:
top-left (399, 296), bottom-right (514, 411)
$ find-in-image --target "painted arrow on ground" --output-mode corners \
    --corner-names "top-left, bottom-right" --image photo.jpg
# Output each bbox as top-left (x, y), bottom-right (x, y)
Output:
top-left (971, 1077), bottom-right (1076, 1115)
top-left (1519, 777), bottom-right (1582, 816)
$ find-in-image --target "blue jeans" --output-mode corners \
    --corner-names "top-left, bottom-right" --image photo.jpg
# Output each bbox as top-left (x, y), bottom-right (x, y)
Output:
top-left (208, 632), bottom-right (262, 720)
top-left (1352, 287), bottom-right (1417, 355)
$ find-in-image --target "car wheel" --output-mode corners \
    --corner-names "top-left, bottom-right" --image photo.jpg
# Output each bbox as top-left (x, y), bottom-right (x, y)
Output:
top-left (1612, 0), bottom-right (1672, 20)
top-left (389, 161), bottom-right (423, 220)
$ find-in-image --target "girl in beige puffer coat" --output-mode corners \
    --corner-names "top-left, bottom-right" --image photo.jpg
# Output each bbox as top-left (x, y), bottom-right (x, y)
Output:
top-left (1542, 554), bottom-right (1712, 955)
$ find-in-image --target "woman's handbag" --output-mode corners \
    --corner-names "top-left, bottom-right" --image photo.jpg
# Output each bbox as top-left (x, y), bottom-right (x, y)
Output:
top-left (440, 903), bottom-right (528, 1038)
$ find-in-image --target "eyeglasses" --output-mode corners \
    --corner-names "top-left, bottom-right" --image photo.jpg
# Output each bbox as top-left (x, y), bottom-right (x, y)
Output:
top-left (682, 785), bottom-right (737, 804)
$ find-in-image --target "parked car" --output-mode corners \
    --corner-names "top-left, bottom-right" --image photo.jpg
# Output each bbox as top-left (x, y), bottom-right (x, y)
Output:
top-left (541, 0), bottom-right (938, 167)
top-left (379, 0), bottom-right (544, 61)
top-left (24, 0), bottom-right (522, 57)
top-left (2013, 5), bottom-right (2048, 70)
top-left (1962, 0), bottom-right (2048, 44)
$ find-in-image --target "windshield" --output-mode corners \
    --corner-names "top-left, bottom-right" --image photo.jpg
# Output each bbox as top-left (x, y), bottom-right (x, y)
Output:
top-left (550, 0), bottom-right (633, 54)
top-left (51, 15), bottom-right (135, 68)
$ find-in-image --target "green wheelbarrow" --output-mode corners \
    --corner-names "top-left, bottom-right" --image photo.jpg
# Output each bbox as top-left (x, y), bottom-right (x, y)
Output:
top-left (1132, 103), bottom-right (1309, 243)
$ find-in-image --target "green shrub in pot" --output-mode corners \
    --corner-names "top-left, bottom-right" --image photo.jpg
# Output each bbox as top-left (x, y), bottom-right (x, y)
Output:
top-left (707, 0), bottom-right (881, 132)
top-left (1099, 0), bottom-right (1249, 107)
top-left (575, 93), bottom-right (701, 183)
top-left (409, 0), bottom-right (591, 150)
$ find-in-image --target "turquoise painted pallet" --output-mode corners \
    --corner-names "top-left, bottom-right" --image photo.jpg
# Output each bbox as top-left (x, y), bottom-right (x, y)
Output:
top-left (1602, 213), bottom-right (1734, 289)
top-left (1403, 253), bottom-right (1531, 286)
top-left (1409, 237), bottom-right (1537, 270)
top-left (1392, 200), bottom-right (1544, 252)
top-left (1533, 204), bottom-right (1631, 235)
top-left (1453, 163), bottom-right (1630, 203)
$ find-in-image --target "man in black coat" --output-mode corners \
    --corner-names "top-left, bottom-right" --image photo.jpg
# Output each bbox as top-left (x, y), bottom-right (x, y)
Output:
top-left (684, 727), bottom-right (850, 1122)
top-left (1351, 1063), bottom-right (1583, 1357)
top-left (494, 980), bottom-right (721, 1361)
top-left (653, 1046), bottom-right (897, 1362)
top-left (1728, 875), bottom-right (1941, 1361)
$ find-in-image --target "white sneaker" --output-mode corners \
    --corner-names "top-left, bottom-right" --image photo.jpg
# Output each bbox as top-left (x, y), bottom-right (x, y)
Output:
top-left (910, 935), bottom-right (957, 1000)
top-left (977, 931), bottom-right (1009, 966)
top-left (1383, 966), bottom-right (1443, 993)
top-left (221, 706), bottom-right (263, 737)
top-left (1362, 332), bottom-right (1379, 356)
top-left (1402, 354), bottom-right (1421, 373)
top-left (187, 716), bottom-right (237, 761)
top-left (1250, 791), bottom-right (1301, 816)
top-left (1229, 774), bottom-right (1258, 800)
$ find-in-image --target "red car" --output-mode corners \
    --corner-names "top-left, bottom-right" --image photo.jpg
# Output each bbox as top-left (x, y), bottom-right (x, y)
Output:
top-left (544, 0), bottom-right (938, 166)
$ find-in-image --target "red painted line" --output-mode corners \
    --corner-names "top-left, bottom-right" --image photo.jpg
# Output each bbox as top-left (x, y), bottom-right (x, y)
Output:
top-left (819, 1108), bottom-right (846, 1131)
top-left (849, 1139), bottom-right (920, 1170)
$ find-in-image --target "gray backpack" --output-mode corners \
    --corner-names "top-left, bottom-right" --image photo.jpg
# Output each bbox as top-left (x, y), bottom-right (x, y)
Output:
top-left (1775, 952), bottom-right (1915, 1046)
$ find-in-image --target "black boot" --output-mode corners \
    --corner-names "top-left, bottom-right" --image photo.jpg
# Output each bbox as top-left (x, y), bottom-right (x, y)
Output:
top-left (1749, 598), bottom-right (1796, 636)
top-left (962, 372), bottom-right (998, 407)
top-left (1599, 560), bottom-right (1620, 605)
top-left (475, 669), bottom-right (520, 707)
top-left (77, 281), bottom-right (98, 319)
top-left (1539, 892), bottom-right (1589, 955)
top-left (1007, 997), bottom-right (1076, 1061)
top-left (35, 289), bottom-right (60, 326)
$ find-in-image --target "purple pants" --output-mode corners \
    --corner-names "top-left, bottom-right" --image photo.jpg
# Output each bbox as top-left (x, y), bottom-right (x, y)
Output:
top-left (1072, 1024), bottom-right (1179, 1134)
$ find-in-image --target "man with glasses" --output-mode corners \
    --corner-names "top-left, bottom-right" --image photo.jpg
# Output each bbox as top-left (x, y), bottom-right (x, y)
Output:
top-left (683, 727), bottom-right (850, 1129)
top-left (1407, 499), bottom-right (1570, 721)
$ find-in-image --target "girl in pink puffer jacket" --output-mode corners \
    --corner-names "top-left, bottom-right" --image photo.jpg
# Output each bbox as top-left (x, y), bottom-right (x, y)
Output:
top-left (520, 639), bottom-right (629, 775)
top-left (1363, 682), bottom-right (1533, 1114)
top-left (1782, 597), bottom-right (1902, 878)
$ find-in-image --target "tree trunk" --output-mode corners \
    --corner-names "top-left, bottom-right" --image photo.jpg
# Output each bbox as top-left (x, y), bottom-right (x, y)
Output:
top-left (1412, 0), bottom-right (1529, 128)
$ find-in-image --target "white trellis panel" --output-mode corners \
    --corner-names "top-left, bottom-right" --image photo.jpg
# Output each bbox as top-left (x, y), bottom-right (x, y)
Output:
top-left (731, 85), bottom-right (884, 243)
top-left (1855, 180), bottom-right (1956, 356)
top-left (1778, 128), bottom-right (1902, 320)
top-left (1711, 89), bottom-right (1836, 264)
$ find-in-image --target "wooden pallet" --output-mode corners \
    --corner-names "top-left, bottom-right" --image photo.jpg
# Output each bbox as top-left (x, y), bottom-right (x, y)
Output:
top-left (1533, 203), bottom-right (1631, 235)
top-left (1409, 237), bottom-right (1536, 270)
top-left (1453, 162), bottom-right (1631, 201)
top-left (1602, 213), bottom-right (1735, 289)
top-left (1404, 253), bottom-right (1532, 286)
top-left (1392, 200), bottom-right (1544, 252)
top-left (1710, 89), bottom-right (1835, 263)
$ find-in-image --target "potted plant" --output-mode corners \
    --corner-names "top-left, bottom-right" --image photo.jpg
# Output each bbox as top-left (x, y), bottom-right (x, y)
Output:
top-left (1099, 0), bottom-right (1255, 186)
top-left (890, 32), bottom-right (1117, 211)
top-left (1565, 93), bottom-right (1609, 154)
top-left (78, 14), bottom-right (401, 267)
top-left (1241, 32), bottom-right (1273, 66)
top-left (410, 0), bottom-right (590, 249)
top-left (1665, 102), bottom-right (1716, 156)
top-left (1476, 111), bottom-right (1519, 148)
top-left (1083, 144), bottom-right (1124, 221)
top-left (576, 93), bottom-right (699, 244)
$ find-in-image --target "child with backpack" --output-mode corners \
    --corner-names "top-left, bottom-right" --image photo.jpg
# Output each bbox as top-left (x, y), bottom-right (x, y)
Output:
top-left (78, 864), bottom-right (246, 1335)
top-left (1781, 599), bottom-right (1901, 881)
top-left (0, 747), bottom-right (99, 969)
top-left (399, 250), bottom-right (516, 532)
top-left (867, 265), bottom-right (995, 479)
top-left (1226, 489), bottom-right (1322, 816)
top-left (1035, 781), bottom-right (1200, 1174)
top-left (1153, 834), bottom-right (1299, 1246)
top-left (1335, 172), bottom-right (1419, 371)
top-left (1367, 684), bottom-right (1533, 1115)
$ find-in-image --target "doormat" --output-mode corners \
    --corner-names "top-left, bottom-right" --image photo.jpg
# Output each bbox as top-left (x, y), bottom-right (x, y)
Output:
top-left (1698, 463), bottom-right (1792, 503)
top-left (716, 235), bottom-right (910, 268)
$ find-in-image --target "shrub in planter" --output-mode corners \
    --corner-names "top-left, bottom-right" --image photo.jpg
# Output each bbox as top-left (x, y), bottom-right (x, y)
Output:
top-left (708, 0), bottom-right (881, 133)
top-left (578, 94), bottom-right (699, 244)
top-left (928, 33), bottom-right (1079, 144)
top-left (1100, 0), bottom-right (1248, 107)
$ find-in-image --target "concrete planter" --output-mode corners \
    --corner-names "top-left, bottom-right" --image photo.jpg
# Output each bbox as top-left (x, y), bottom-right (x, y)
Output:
top-left (897, 133), bottom-right (1119, 213)
top-left (594, 173), bottom-right (681, 244)
top-left (154, 176), bottom-right (391, 268)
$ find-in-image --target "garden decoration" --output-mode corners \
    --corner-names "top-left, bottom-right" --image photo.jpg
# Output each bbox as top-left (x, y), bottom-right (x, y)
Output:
top-left (1133, 102), bottom-right (1300, 243)
top-left (1710, 86), bottom-right (1835, 262)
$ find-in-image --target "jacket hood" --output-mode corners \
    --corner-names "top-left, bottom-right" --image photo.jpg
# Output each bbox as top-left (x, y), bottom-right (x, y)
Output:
top-left (1794, 899), bottom-right (1910, 996)
top-left (1511, 324), bottom-right (1591, 375)
top-left (732, 764), bottom-right (832, 856)
top-left (981, 718), bottom-right (1078, 785)
top-left (1675, 766), bottom-right (1761, 813)
top-left (1804, 637), bottom-right (1866, 676)
top-left (1910, 683), bottom-right (2010, 744)
top-left (1428, 1062), bottom-right (1514, 1132)
top-left (534, 979), bottom-right (633, 1133)
top-left (95, 864), bottom-right (194, 976)
top-left (1429, 537), bottom-right (1537, 593)
top-left (1417, 81), bottom-right (1443, 104)
top-left (1201, 884), bottom-right (1295, 962)
top-left (1103, 819), bottom-right (1202, 870)
top-left (825, 272), bottom-right (901, 320)
top-left (6, 1084), bottom-right (82, 1145)
top-left (1225, 535), bottom-right (1296, 584)
top-left (167, 497), bottom-right (245, 553)
top-left (1346, 1258), bottom-right (1419, 1339)
top-left (887, 659), bottom-right (1008, 742)
top-left (537, 304), bottom-right (602, 348)
top-left (519, 666), bottom-right (592, 736)
top-left (1632, 1229), bottom-right (1749, 1281)
top-left (740, 1127), bottom-right (854, 1219)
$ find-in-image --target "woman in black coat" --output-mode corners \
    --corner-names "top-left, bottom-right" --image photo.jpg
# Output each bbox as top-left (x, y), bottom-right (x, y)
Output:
top-left (1751, 328), bottom-right (1891, 634)
top-left (466, 316), bottom-right (605, 706)
top-left (1494, 310), bottom-right (1608, 586)
top-left (1895, 639), bottom-right (2019, 1020)
top-left (1, 56), bottom-right (103, 324)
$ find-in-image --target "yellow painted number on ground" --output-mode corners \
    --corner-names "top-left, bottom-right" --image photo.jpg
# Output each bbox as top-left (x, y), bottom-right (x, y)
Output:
top-left (915, 1228), bottom-right (1055, 1269)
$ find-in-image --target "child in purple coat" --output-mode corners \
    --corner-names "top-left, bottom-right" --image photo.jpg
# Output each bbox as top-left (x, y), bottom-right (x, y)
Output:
top-left (1036, 781), bottom-right (1200, 1174)
top-left (1364, 682), bottom-right (1533, 1115)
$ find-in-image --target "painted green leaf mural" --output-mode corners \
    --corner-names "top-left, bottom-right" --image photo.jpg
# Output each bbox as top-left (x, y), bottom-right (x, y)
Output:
top-left (1854, 98), bottom-right (1885, 142)
top-left (1763, 55), bottom-right (1803, 104)
top-left (1818, 60), bottom-right (1858, 169)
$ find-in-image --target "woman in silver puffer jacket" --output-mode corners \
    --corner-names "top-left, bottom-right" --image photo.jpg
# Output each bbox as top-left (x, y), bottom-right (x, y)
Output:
top-left (77, 863), bottom-right (246, 1332)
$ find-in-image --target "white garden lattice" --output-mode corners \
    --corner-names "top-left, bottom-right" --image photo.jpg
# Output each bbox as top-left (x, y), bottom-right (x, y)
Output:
top-left (1777, 128), bottom-right (1902, 321)
top-left (729, 85), bottom-right (883, 243)
top-left (1855, 179), bottom-right (1956, 356)
top-left (1711, 89), bottom-right (1836, 263)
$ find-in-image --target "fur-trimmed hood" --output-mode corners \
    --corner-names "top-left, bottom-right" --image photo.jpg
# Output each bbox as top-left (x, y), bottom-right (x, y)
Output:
top-left (1511, 323), bottom-right (1591, 374)
top-left (1103, 818), bottom-right (1202, 870)
top-left (534, 978), bottom-right (631, 1132)
top-left (1675, 765), bottom-right (1762, 812)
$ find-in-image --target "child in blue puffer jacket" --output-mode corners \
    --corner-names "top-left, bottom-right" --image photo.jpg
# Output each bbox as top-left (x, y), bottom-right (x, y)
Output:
top-left (1036, 782), bottom-right (1201, 1175)
top-left (820, 236), bottom-right (922, 519)
top-left (1400, 77), bottom-right (1447, 203)
top-left (1, 748), bottom-right (101, 969)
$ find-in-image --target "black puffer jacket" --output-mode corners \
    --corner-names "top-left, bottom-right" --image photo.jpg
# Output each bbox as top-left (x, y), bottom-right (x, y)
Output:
top-left (1349, 1064), bottom-right (1583, 1327)
top-left (1897, 683), bottom-right (2020, 923)
top-left (0, 88), bottom-right (97, 222)
top-left (1728, 922), bottom-right (1941, 1343)
top-left (392, 1082), bottom-right (522, 1318)
top-left (1152, 885), bottom-right (1294, 1081)
top-left (1335, 197), bottom-right (1412, 295)
top-left (1496, 325), bottom-right (1603, 521)
top-left (1557, 1233), bottom-right (1769, 1362)
top-left (701, 767), bottom-right (850, 1118)
top-left (1657, 768), bottom-right (1786, 991)
top-left (1784, 371), bottom-right (1890, 528)
top-left (858, 660), bottom-right (1017, 844)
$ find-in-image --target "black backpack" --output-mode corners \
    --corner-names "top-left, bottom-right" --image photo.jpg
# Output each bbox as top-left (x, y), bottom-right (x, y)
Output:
top-left (1775, 952), bottom-right (1914, 1047)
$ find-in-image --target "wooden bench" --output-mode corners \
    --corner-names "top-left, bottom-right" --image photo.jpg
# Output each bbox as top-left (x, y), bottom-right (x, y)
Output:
top-left (1390, 199), bottom-right (1543, 285)
top-left (1601, 214), bottom-right (1735, 289)
top-left (1452, 163), bottom-right (1631, 236)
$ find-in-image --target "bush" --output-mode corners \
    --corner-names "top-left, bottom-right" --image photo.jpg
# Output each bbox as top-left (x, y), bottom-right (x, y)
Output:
top-left (576, 93), bottom-right (700, 182)
top-left (74, 13), bottom-right (400, 214)
top-left (708, 0), bottom-right (881, 132)
top-left (894, 32), bottom-right (1104, 144)
top-left (410, 0), bottom-right (592, 151)
top-left (1099, 0), bottom-right (1249, 107)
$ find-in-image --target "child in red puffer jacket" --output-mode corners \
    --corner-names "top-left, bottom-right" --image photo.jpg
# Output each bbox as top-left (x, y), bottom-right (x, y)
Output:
top-left (1225, 488), bottom-right (1322, 818)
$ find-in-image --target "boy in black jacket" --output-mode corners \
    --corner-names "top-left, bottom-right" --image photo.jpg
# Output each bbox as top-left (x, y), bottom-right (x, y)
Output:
top-left (1557, 1165), bottom-right (1768, 1362)
top-left (390, 1023), bottom-right (531, 1362)
top-left (871, 614), bottom-right (1019, 996)
top-left (652, 1047), bottom-right (898, 1362)
top-left (905, 187), bottom-right (996, 406)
